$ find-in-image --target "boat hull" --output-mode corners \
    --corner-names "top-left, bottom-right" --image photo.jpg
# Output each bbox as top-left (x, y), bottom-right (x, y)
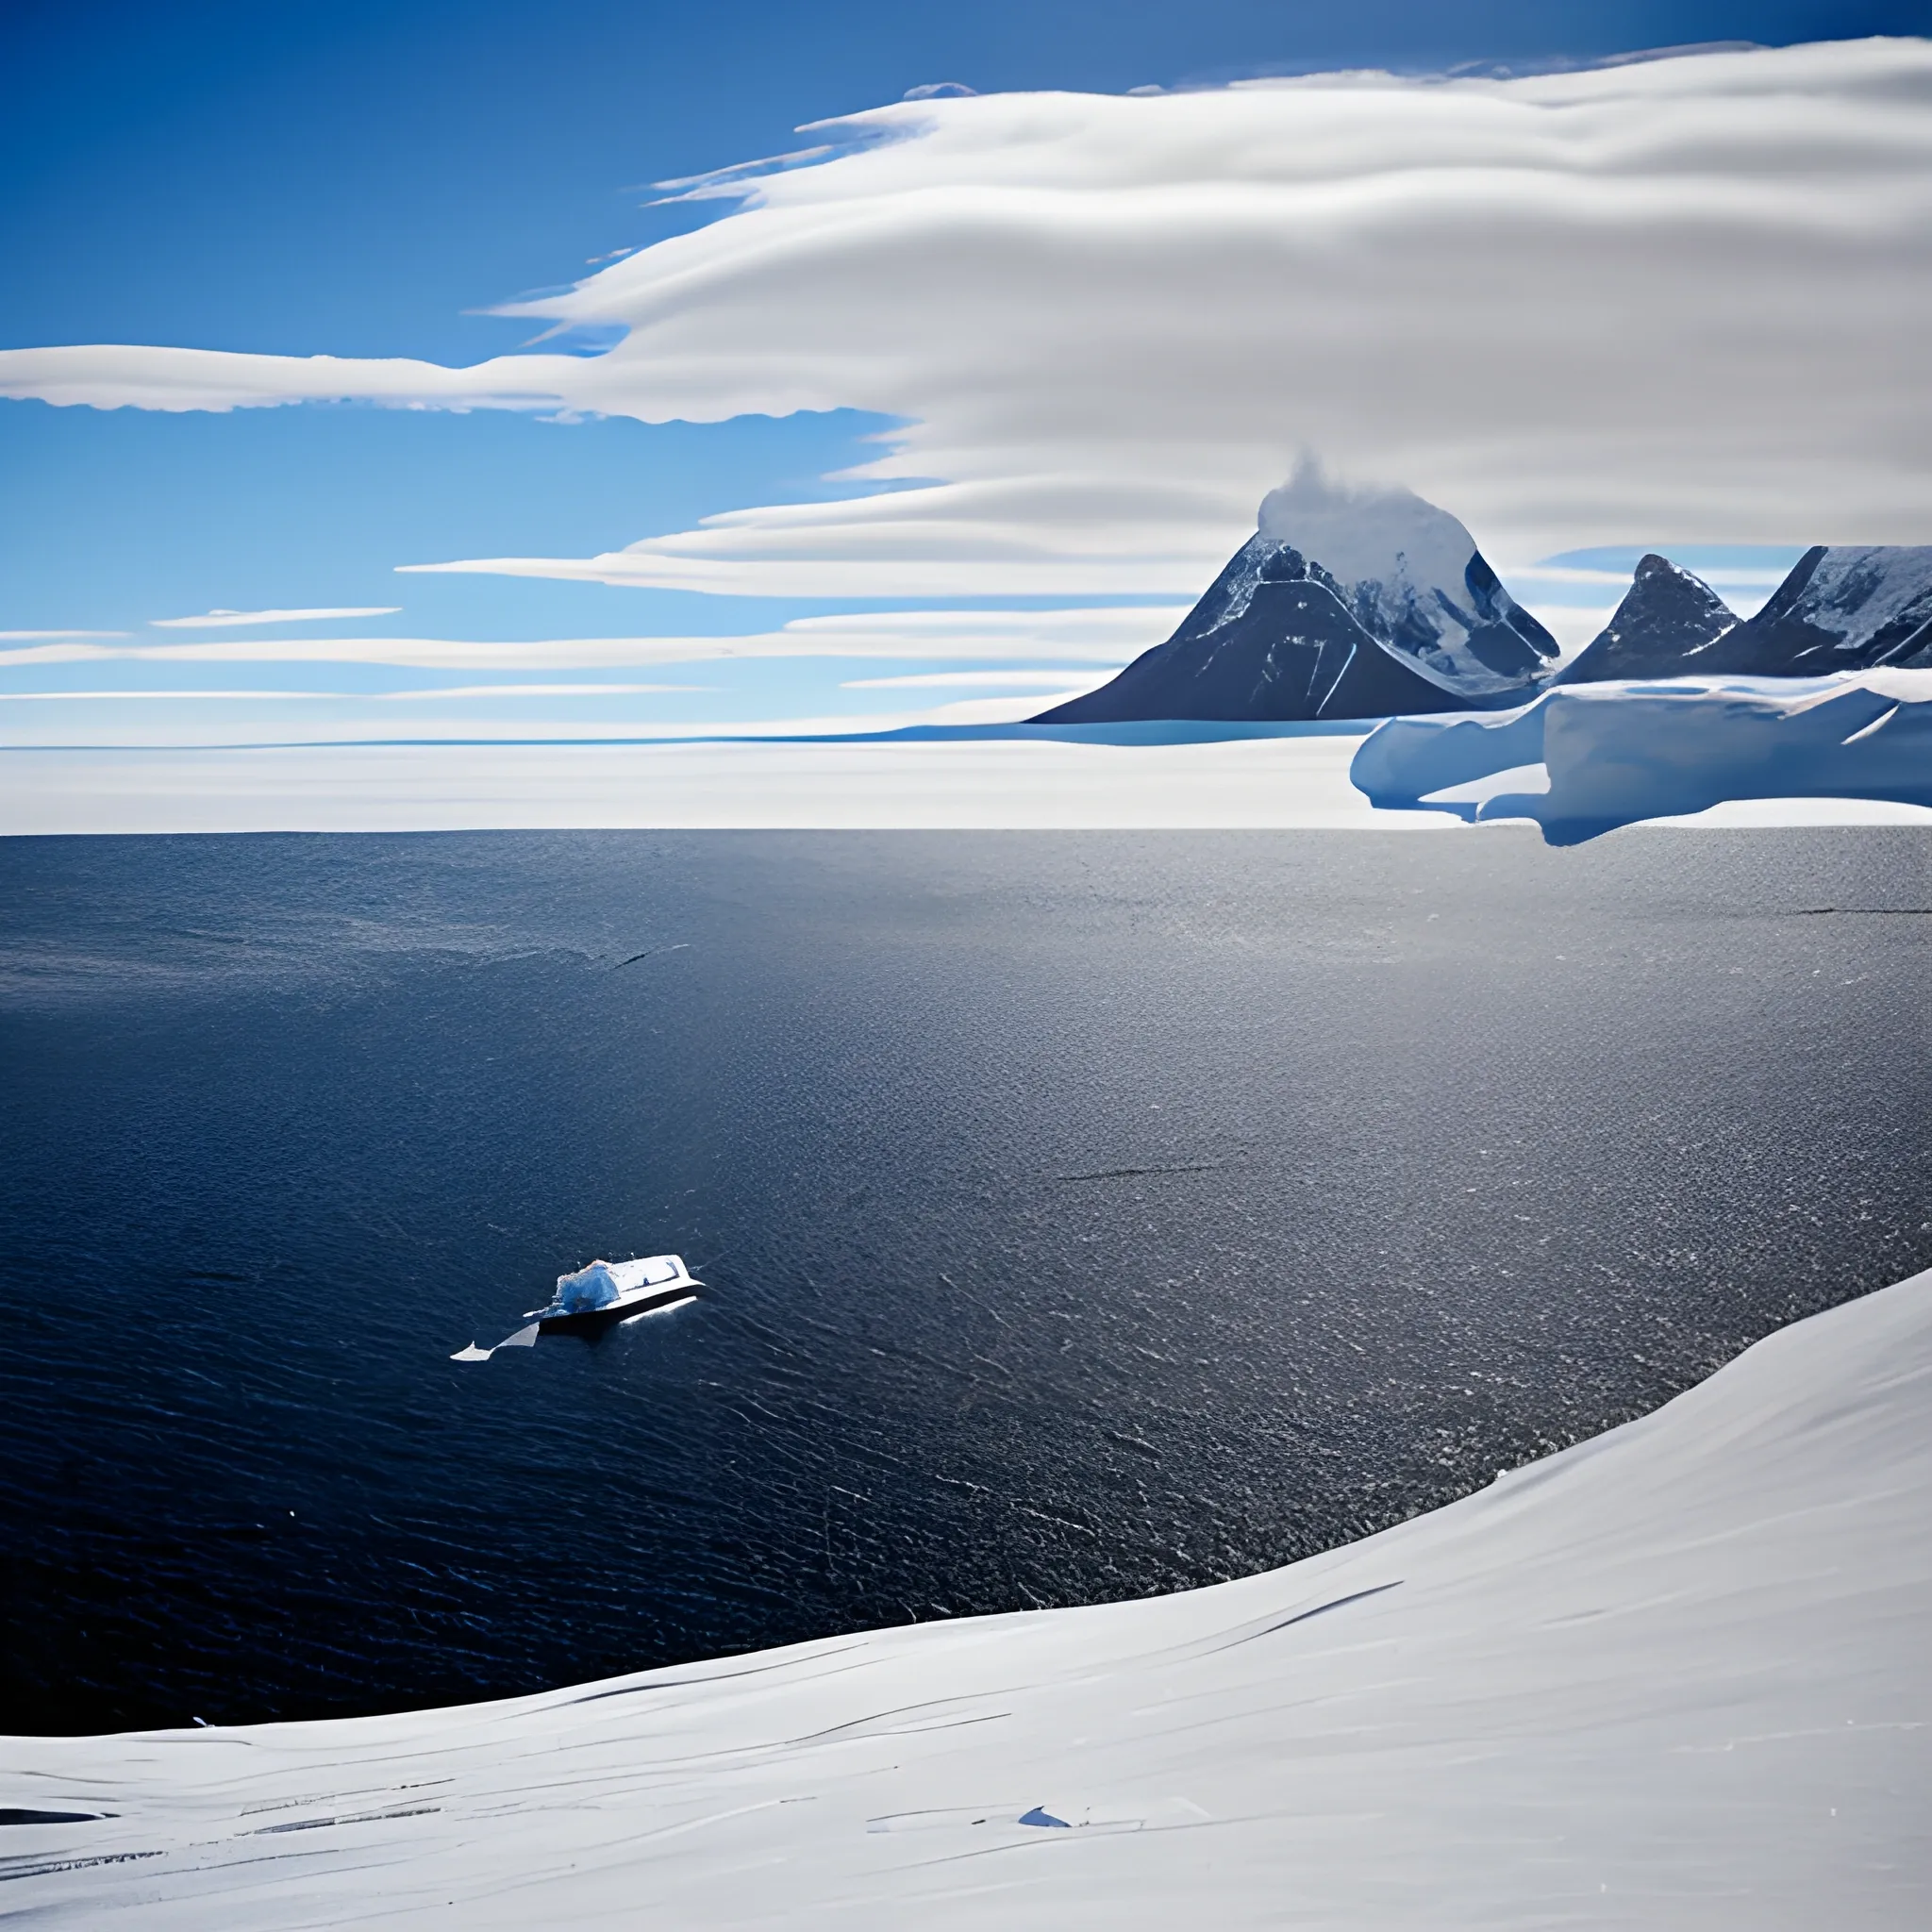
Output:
top-left (536, 1285), bottom-right (699, 1335)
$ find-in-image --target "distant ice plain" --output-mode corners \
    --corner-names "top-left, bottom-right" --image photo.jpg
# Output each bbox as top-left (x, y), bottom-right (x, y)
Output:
top-left (8, 729), bottom-right (1932, 836)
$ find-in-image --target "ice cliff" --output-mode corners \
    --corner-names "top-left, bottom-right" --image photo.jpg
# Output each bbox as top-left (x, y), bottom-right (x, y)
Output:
top-left (1351, 671), bottom-right (1932, 842)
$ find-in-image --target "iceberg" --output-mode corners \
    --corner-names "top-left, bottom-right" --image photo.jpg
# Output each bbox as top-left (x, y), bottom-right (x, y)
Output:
top-left (543, 1256), bottom-right (689, 1320)
top-left (1352, 671), bottom-right (1932, 843)
top-left (552, 1259), bottom-right (626, 1314)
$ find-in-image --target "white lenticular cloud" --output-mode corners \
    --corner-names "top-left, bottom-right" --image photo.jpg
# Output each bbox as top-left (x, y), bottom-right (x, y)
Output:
top-left (841, 669), bottom-right (1120, 690)
top-left (0, 346), bottom-right (580, 414)
top-left (0, 688), bottom-right (336, 701)
top-left (2, 39), bottom-right (1928, 596)
top-left (373, 683), bottom-right (711, 699)
top-left (150, 607), bottom-right (403, 627)
top-left (0, 607), bottom-right (1183, 670)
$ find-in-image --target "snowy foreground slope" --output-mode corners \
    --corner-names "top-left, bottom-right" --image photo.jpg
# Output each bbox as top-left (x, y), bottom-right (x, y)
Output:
top-left (8, 1272), bottom-right (1932, 1927)
top-left (1353, 670), bottom-right (1932, 842)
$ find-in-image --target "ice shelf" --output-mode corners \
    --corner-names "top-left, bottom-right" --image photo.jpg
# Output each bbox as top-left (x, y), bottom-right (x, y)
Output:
top-left (1352, 670), bottom-right (1932, 842)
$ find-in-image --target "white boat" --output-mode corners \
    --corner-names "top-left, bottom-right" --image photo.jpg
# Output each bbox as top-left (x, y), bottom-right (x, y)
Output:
top-left (527, 1254), bottom-right (703, 1333)
top-left (453, 1254), bottom-right (701, 1360)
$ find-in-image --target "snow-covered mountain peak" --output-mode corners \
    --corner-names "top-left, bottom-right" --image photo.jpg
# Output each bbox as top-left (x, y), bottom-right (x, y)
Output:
top-left (1254, 460), bottom-right (1557, 697)
top-left (1633, 551), bottom-right (1716, 592)
top-left (1257, 463), bottom-right (1476, 602)
top-left (1555, 552), bottom-right (1737, 684)
top-left (1776, 546), bottom-right (1932, 658)
top-left (1688, 544), bottom-right (1932, 675)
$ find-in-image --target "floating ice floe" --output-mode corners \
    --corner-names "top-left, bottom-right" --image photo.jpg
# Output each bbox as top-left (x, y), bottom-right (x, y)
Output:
top-left (1351, 670), bottom-right (1932, 843)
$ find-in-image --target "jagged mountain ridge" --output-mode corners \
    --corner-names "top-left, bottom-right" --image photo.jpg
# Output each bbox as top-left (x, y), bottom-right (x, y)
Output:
top-left (1039, 475), bottom-right (1932, 726)
top-left (1560, 544), bottom-right (1932, 685)
top-left (1690, 545), bottom-right (1932, 675)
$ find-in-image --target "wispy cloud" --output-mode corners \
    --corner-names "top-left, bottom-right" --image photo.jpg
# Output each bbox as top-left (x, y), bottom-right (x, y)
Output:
top-left (1509, 564), bottom-right (1791, 590)
top-left (841, 669), bottom-right (1117, 690)
top-left (0, 347), bottom-right (580, 414)
top-left (1506, 566), bottom-right (1650, 589)
top-left (0, 696), bottom-right (1078, 749)
top-left (149, 607), bottom-right (403, 628)
top-left (0, 607), bottom-right (1181, 670)
top-left (0, 688), bottom-right (335, 701)
top-left (3, 40), bottom-right (1927, 595)
top-left (0, 629), bottom-right (131, 641)
top-left (0, 684), bottom-right (711, 702)
top-left (374, 683), bottom-right (710, 698)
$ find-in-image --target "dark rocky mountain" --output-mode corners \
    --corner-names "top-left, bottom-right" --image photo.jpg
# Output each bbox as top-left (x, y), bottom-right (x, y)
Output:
top-left (1035, 538), bottom-right (1481, 724)
top-left (1552, 554), bottom-right (1737, 684)
top-left (1690, 546), bottom-right (1932, 675)
top-left (1037, 465), bottom-right (1931, 729)
top-left (1037, 474), bottom-right (1558, 725)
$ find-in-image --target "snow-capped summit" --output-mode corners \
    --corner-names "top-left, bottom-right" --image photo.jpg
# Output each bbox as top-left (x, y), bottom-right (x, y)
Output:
top-left (1036, 466), bottom-right (1556, 725)
top-left (1257, 464), bottom-right (1557, 698)
top-left (1699, 545), bottom-right (1932, 675)
top-left (1035, 537), bottom-right (1485, 724)
top-left (1553, 554), bottom-right (1737, 684)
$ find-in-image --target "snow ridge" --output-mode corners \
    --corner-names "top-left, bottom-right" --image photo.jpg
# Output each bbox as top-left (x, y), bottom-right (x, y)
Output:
top-left (1567, 546), bottom-right (1932, 686)
top-left (1697, 545), bottom-right (1932, 675)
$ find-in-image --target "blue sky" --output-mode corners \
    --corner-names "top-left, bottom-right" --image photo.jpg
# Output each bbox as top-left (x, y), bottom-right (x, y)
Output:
top-left (4, 1), bottom-right (1924, 743)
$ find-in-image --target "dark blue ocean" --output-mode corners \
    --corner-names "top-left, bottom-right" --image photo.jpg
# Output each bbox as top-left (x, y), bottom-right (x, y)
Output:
top-left (3, 828), bottom-right (1928, 1736)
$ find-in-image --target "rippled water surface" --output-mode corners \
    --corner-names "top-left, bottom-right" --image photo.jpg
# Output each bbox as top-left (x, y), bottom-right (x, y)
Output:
top-left (3, 827), bottom-right (1928, 1734)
